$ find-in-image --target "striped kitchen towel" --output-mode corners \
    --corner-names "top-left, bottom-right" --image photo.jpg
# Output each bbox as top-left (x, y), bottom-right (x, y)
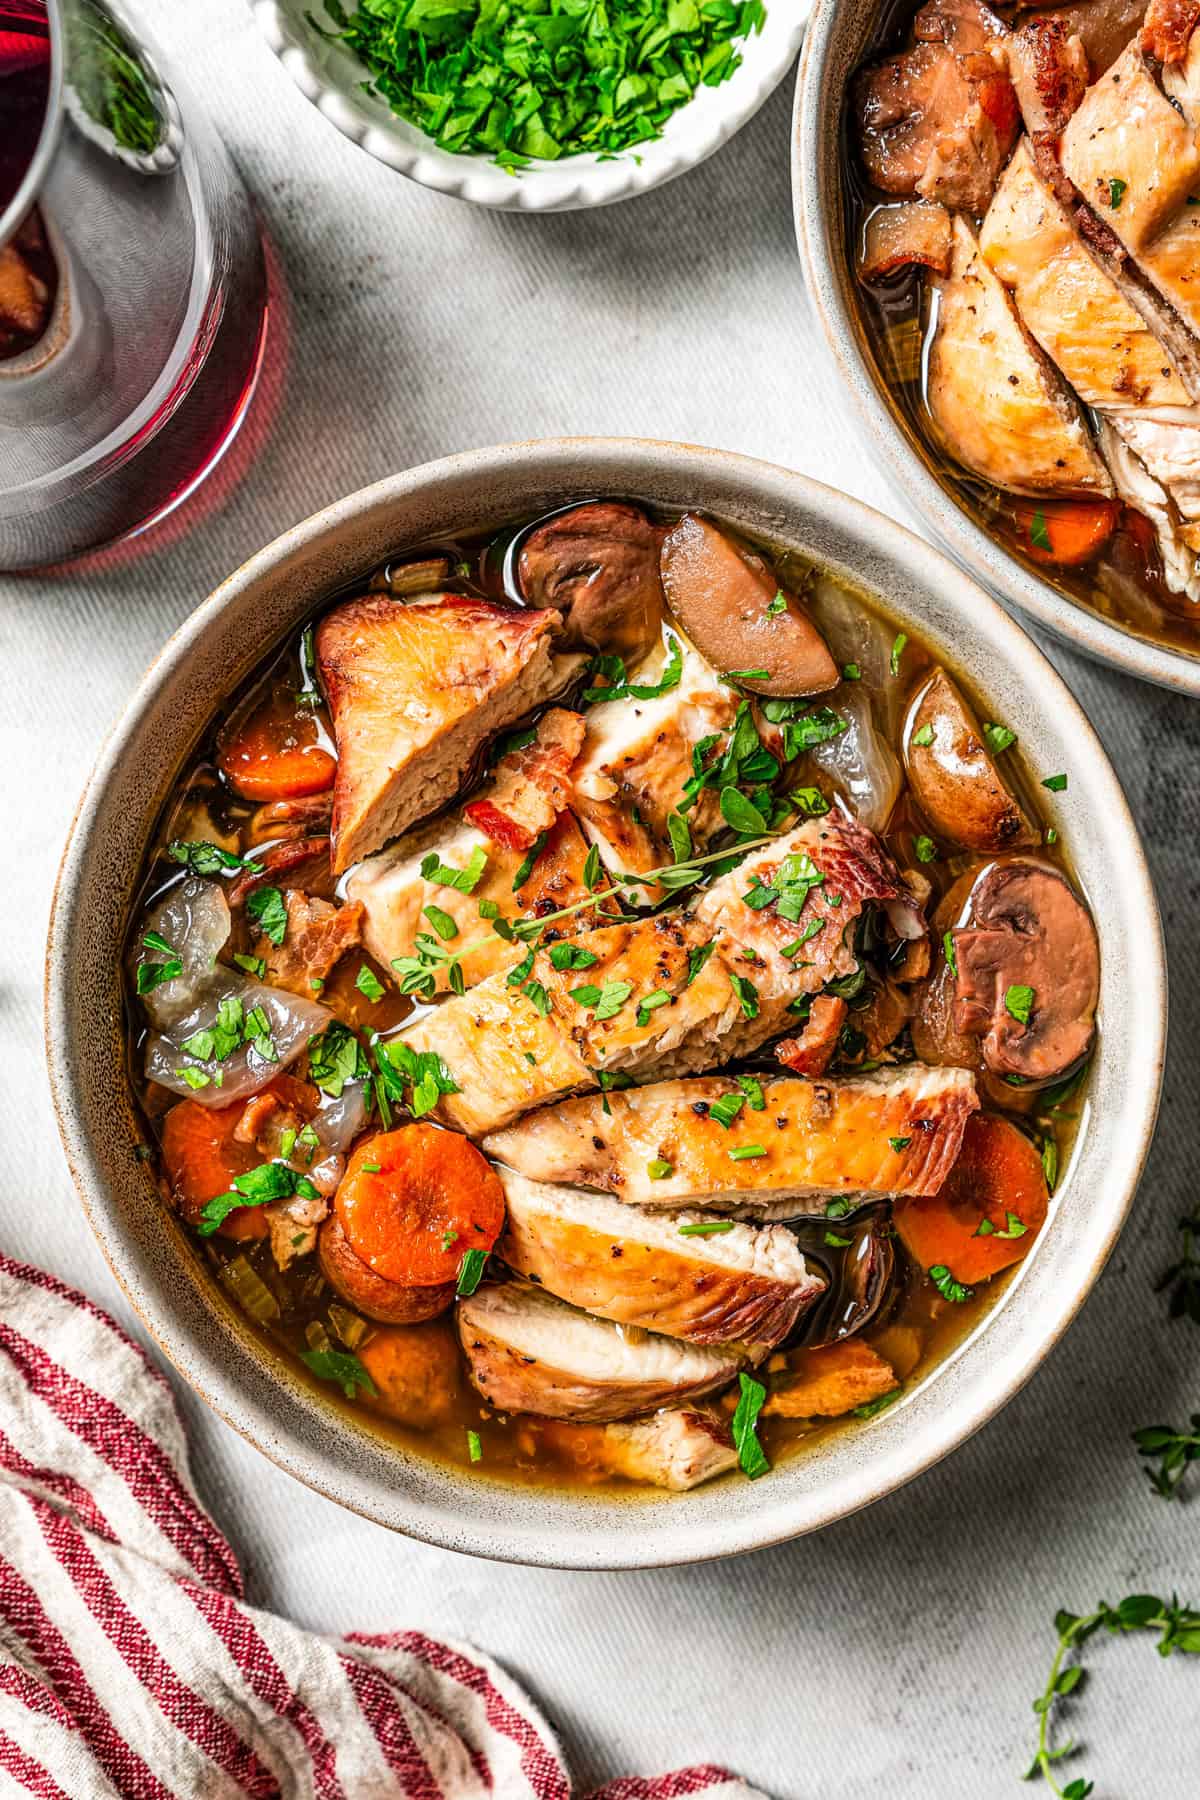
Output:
top-left (0, 1253), bottom-right (762, 1800)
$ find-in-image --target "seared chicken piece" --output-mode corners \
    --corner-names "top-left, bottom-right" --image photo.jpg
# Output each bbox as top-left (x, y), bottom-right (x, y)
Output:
top-left (483, 1066), bottom-right (980, 1215)
top-left (693, 815), bottom-right (923, 1023)
top-left (317, 593), bottom-right (584, 873)
top-left (1020, 0), bottom-right (1145, 79)
top-left (456, 1281), bottom-right (740, 1423)
top-left (591, 1409), bottom-right (738, 1490)
top-left (982, 140), bottom-right (1200, 588)
top-left (854, 0), bottom-right (1019, 213)
top-left (859, 200), bottom-right (954, 280)
top-left (571, 636), bottom-right (739, 889)
top-left (497, 1169), bottom-right (825, 1356)
top-left (1007, 17), bottom-right (1089, 144)
top-left (347, 797), bottom-right (604, 998)
top-left (462, 708), bottom-right (586, 851)
top-left (764, 1340), bottom-right (897, 1420)
top-left (532, 1408), bottom-right (738, 1490)
top-left (1100, 420), bottom-right (1200, 599)
top-left (1060, 38), bottom-right (1200, 341)
top-left (928, 217), bottom-right (1113, 496)
top-left (981, 140), bottom-right (1192, 413)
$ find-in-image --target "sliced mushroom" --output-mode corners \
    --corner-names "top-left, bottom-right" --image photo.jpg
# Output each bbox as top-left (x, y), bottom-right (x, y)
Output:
top-left (790, 1213), bottom-right (898, 1349)
top-left (660, 514), bottom-right (838, 698)
top-left (903, 670), bottom-right (1038, 853)
top-left (517, 501), bottom-right (664, 666)
top-left (951, 859), bottom-right (1100, 1084)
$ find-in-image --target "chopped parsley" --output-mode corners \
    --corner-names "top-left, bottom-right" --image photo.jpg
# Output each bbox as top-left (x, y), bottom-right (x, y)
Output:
top-left (511, 832), bottom-right (548, 892)
top-left (728, 1144), bottom-right (767, 1161)
top-left (233, 952), bottom-right (267, 979)
top-left (1029, 510), bottom-right (1052, 553)
top-left (728, 972), bottom-right (759, 1020)
top-left (709, 1092), bottom-right (745, 1130)
top-left (890, 631), bottom-right (907, 677)
top-left (767, 591), bottom-right (787, 617)
top-left (914, 835), bottom-right (937, 864)
top-left (983, 722), bottom-right (1016, 756)
top-left (1005, 984), bottom-right (1035, 1025)
top-left (853, 1388), bottom-right (901, 1420)
top-left (584, 633), bottom-right (683, 704)
top-left (1042, 773), bottom-right (1068, 792)
top-left (308, 1022), bottom-right (370, 1098)
top-left (421, 845), bottom-right (488, 894)
top-left (790, 786), bottom-right (830, 818)
top-left (375, 1039), bottom-right (460, 1119)
top-left (456, 1248), bottom-right (488, 1297)
top-left (912, 723), bottom-right (934, 748)
top-left (636, 989), bottom-right (671, 1027)
top-left (299, 1348), bottom-right (377, 1400)
top-left (246, 885), bottom-right (288, 947)
top-left (824, 1230), bottom-right (853, 1248)
top-left (549, 942), bottom-right (599, 972)
top-left (842, 663), bottom-right (861, 682)
top-left (943, 930), bottom-right (958, 977)
top-left (743, 848), bottom-right (825, 922)
top-left (724, 668), bottom-right (771, 683)
top-left (720, 787), bottom-right (769, 835)
top-left (422, 904), bottom-right (459, 941)
top-left (167, 840), bottom-right (263, 877)
top-left (889, 1135), bottom-right (912, 1152)
top-left (732, 1372), bottom-right (770, 1480)
top-left (135, 930), bottom-right (182, 994)
top-left (736, 1074), bottom-right (766, 1111)
top-left (466, 1430), bottom-right (482, 1464)
top-left (929, 1263), bottom-right (974, 1304)
top-left (355, 964), bottom-right (386, 1004)
top-left (678, 1219), bottom-right (736, 1236)
top-left (647, 1159), bottom-right (674, 1180)
top-left (1108, 176), bottom-right (1127, 209)
top-left (197, 1161), bottom-right (320, 1236)
top-left (686, 940), bottom-right (717, 986)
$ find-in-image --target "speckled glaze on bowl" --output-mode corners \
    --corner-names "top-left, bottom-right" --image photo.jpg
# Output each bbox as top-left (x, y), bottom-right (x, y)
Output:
top-left (793, 0), bottom-right (1200, 697)
top-left (252, 0), bottom-right (808, 212)
top-left (46, 439), bottom-right (1164, 1569)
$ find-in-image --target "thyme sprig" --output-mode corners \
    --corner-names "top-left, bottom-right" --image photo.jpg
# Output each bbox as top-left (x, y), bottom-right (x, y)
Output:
top-left (1025, 1594), bottom-right (1200, 1794)
top-left (1133, 1415), bottom-right (1200, 1500)
top-left (1156, 1213), bottom-right (1200, 1326)
top-left (509, 834), bottom-right (778, 941)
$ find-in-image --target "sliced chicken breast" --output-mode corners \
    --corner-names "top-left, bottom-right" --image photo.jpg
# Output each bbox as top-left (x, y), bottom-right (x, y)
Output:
top-left (347, 809), bottom-right (601, 996)
top-left (1100, 420), bottom-right (1200, 600)
top-left (497, 1168), bottom-right (824, 1355)
top-left (981, 139), bottom-right (1192, 412)
top-left (400, 973), bottom-right (594, 1138)
top-left (599, 1409), bottom-right (738, 1490)
top-left (693, 815), bottom-right (921, 1021)
top-left (535, 1408), bottom-right (738, 1490)
top-left (571, 636), bottom-right (739, 891)
top-left (317, 594), bottom-right (584, 873)
top-left (928, 217), bottom-right (1113, 496)
top-left (1060, 38), bottom-right (1200, 341)
top-left (456, 1281), bottom-right (740, 1422)
top-left (484, 1066), bottom-right (980, 1215)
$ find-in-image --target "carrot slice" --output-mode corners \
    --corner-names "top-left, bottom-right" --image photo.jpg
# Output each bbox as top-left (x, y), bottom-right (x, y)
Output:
top-left (334, 1125), bottom-right (505, 1289)
top-left (159, 1074), bottom-right (318, 1240)
top-left (218, 690), bottom-right (336, 803)
top-left (1012, 498), bottom-right (1119, 568)
top-left (160, 1098), bottom-right (268, 1240)
top-left (893, 1113), bottom-right (1049, 1287)
top-left (357, 1322), bottom-right (462, 1428)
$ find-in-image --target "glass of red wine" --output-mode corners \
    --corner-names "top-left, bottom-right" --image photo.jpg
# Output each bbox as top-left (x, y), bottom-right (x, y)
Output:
top-left (0, 0), bottom-right (268, 568)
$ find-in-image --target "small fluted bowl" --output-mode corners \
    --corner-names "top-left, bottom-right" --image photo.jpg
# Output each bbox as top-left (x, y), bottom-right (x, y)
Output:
top-left (252, 0), bottom-right (807, 211)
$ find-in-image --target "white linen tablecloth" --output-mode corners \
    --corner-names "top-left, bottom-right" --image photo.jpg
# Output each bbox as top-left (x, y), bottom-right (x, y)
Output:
top-left (1, 1), bottom-right (1198, 1790)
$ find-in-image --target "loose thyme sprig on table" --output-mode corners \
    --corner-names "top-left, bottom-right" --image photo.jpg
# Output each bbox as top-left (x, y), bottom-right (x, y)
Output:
top-left (313, 0), bottom-right (768, 171)
top-left (1133, 1415), bottom-right (1200, 1500)
top-left (1024, 1595), bottom-right (1200, 1796)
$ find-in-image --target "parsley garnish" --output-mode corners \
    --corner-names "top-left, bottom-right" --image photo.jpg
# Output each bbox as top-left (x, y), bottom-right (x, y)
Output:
top-left (1042, 773), bottom-right (1068, 792)
top-left (731, 1372), bottom-right (770, 1480)
top-left (1029, 510), bottom-right (1053, 552)
top-left (912, 723), bottom-right (934, 747)
top-left (467, 1429), bottom-right (482, 1464)
top-left (355, 965), bottom-right (385, 1003)
top-left (983, 721), bottom-right (1016, 755)
top-left (686, 941), bottom-right (717, 986)
top-left (767, 591), bottom-right (787, 617)
top-left (728, 972), bottom-right (759, 1020)
top-left (853, 1388), bottom-right (901, 1420)
top-left (136, 930), bottom-right (182, 993)
top-left (1108, 176), bottom-right (1127, 209)
top-left (511, 832), bottom-right (548, 892)
top-left (246, 885), bottom-right (288, 946)
top-left (647, 1159), bottom-right (674, 1180)
top-left (423, 904), bottom-right (459, 941)
top-left (709, 1092), bottom-right (745, 1130)
top-left (889, 1135), bottom-right (912, 1151)
top-left (929, 1263), bottom-right (973, 1303)
top-left (678, 1219), bottom-right (735, 1236)
top-left (729, 1144), bottom-right (766, 1161)
top-left (890, 631), bottom-right (907, 676)
top-left (167, 840), bottom-right (263, 877)
top-left (584, 632), bottom-right (684, 704)
top-left (197, 1161), bottom-right (320, 1236)
top-left (456, 1248), bottom-right (488, 1297)
top-left (914, 835), bottom-right (937, 863)
top-left (549, 943), bottom-right (598, 972)
top-left (299, 1347), bottom-right (377, 1400)
top-left (1005, 984), bottom-right (1035, 1025)
top-left (636, 990), bottom-right (671, 1027)
top-left (943, 930), bottom-right (958, 977)
top-left (421, 845), bottom-right (488, 894)
top-left (233, 952), bottom-right (267, 979)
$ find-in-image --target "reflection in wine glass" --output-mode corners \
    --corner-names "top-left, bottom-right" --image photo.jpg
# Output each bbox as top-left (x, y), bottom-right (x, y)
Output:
top-left (0, 0), bottom-right (268, 568)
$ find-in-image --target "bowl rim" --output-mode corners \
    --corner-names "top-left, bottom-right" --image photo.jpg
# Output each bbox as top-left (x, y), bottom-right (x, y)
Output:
top-left (791, 0), bottom-right (1200, 698)
top-left (45, 437), bottom-right (1166, 1568)
top-left (250, 0), bottom-right (808, 213)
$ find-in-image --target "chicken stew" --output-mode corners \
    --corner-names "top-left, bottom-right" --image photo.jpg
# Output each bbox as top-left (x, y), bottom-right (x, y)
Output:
top-left (849, 0), bottom-right (1200, 656)
top-left (125, 500), bottom-right (1097, 1493)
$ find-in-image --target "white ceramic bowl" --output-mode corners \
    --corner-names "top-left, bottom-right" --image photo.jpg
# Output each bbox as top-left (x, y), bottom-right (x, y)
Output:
top-left (793, 0), bottom-right (1200, 695)
top-left (252, 0), bottom-right (807, 211)
top-left (46, 439), bottom-right (1165, 1568)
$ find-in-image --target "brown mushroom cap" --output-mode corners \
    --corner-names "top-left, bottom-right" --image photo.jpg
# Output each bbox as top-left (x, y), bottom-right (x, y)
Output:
top-left (517, 501), bottom-right (664, 666)
top-left (317, 1216), bottom-right (455, 1324)
top-left (951, 858), bottom-right (1099, 1084)
top-left (660, 514), bottom-right (839, 698)
top-left (903, 669), bottom-right (1039, 854)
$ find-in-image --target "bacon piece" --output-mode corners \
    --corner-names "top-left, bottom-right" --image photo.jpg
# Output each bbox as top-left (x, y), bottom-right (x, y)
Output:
top-left (228, 836), bottom-right (333, 906)
top-left (462, 708), bottom-right (586, 851)
top-left (776, 996), bottom-right (848, 1077)
top-left (1008, 16), bottom-right (1089, 137)
top-left (254, 891), bottom-right (364, 997)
